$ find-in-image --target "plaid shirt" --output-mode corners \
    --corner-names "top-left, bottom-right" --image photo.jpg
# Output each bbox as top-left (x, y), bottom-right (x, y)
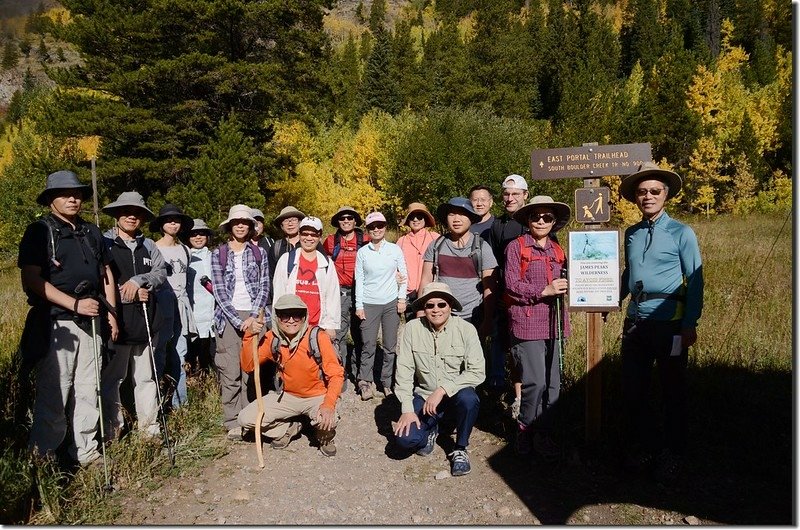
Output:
top-left (211, 243), bottom-right (271, 333)
top-left (503, 234), bottom-right (570, 341)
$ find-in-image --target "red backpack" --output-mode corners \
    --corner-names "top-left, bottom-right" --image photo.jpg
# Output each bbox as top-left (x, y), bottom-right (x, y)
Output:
top-left (504, 235), bottom-right (565, 305)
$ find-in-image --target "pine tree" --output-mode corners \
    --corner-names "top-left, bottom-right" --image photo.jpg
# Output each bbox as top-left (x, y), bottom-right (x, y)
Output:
top-left (621, 0), bottom-right (666, 73)
top-left (18, 36), bottom-right (31, 58)
top-left (390, 20), bottom-right (423, 110)
top-left (355, 0), bottom-right (366, 23)
top-left (420, 19), bottom-right (473, 108)
top-left (359, 27), bottom-right (400, 116)
top-left (368, 0), bottom-right (387, 33)
top-left (2, 39), bottom-right (19, 70)
top-left (330, 32), bottom-right (361, 122)
top-left (36, 36), bottom-right (49, 63)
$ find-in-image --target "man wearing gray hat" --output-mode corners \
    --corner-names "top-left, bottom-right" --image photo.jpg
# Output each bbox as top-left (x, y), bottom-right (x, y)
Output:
top-left (18, 170), bottom-right (119, 466)
top-left (618, 162), bottom-right (703, 482)
top-left (393, 282), bottom-right (485, 476)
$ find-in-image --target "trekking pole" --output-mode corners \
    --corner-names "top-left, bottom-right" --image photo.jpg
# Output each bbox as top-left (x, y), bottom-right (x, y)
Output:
top-left (142, 299), bottom-right (175, 466)
top-left (251, 309), bottom-right (266, 469)
top-left (555, 266), bottom-right (567, 378)
top-left (74, 281), bottom-right (112, 492)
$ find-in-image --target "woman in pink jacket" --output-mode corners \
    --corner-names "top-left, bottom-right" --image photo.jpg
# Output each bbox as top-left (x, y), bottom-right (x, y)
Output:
top-left (396, 203), bottom-right (440, 318)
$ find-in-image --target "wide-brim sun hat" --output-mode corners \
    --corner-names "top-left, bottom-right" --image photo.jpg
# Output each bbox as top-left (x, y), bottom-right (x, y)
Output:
top-left (330, 206), bottom-right (363, 227)
top-left (36, 170), bottom-right (93, 206)
top-left (401, 202), bottom-right (436, 227)
top-left (250, 208), bottom-right (265, 221)
top-left (102, 191), bottom-right (155, 220)
top-left (436, 197), bottom-right (481, 224)
top-left (411, 281), bottom-right (463, 313)
top-left (513, 195), bottom-right (571, 233)
top-left (273, 205), bottom-right (306, 228)
top-left (149, 203), bottom-right (193, 233)
top-left (188, 218), bottom-right (214, 236)
top-left (619, 161), bottom-right (682, 203)
top-left (219, 204), bottom-right (256, 230)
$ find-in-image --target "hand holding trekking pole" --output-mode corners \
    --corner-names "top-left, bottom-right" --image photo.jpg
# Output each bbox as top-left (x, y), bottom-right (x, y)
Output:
top-left (251, 308), bottom-right (266, 469)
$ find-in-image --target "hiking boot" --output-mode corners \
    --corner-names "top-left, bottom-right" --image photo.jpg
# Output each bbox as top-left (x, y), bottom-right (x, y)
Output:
top-left (416, 425), bottom-right (438, 457)
top-left (271, 422), bottom-right (301, 450)
top-left (515, 428), bottom-right (531, 456)
top-left (510, 397), bottom-right (521, 420)
top-left (315, 426), bottom-right (337, 457)
top-left (226, 427), bottom-right (243, 441)
top-left (532, 432), bottom-right (560, 461)
top-left (653, 449), bottom-right (681, 484)
top-left (358, 380), bottom-right (373, 401)
top-left (449, 449), bottom-right (471, 476)
top-left (319, 438), bottom-right (337, 457)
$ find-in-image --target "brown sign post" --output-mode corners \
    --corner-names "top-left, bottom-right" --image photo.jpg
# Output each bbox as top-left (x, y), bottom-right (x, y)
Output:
top-left (530, 142), bottom-right (652, 443)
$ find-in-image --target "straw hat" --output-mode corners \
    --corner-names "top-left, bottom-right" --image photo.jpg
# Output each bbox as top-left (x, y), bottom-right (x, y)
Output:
top-left (401, 202), bottom-right (436, 227)
top-left (618, 161), bottom-right (682, 203)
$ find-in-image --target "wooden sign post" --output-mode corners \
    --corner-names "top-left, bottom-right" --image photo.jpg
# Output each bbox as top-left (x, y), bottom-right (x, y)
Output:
top-left (530, 142), bottom-right (651, 443)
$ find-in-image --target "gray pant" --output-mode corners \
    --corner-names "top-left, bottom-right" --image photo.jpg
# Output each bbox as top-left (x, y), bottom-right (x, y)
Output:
top-left (216, 310), bottom-right (252, 430)
top-left (238, 392), bottom-right (337, 438)
top-left (335, 286), bottom-right (358, 382)
top-left (511, 338), bottom-right (560, 430)
top-left (358, 301), bottom-right (399, 389)
top-left (102, 341), bottom-right (160, 439)
top-left (28, 320), bottom-right (102, 464)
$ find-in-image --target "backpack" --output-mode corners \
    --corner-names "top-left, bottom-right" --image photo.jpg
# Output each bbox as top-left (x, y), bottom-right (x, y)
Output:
top-left (432, 233), bottom-right (484, 281)
top-left (331, 228), bottom-right (365, 261)
top-left (217, 241), bottom-right (263, 272)
top-left (41, 215), bottom-right (103, 274)
top-left (285, 247), bottom-right (329, 276)
top-left (503, 235), bottom-right (565, 306)
top-left (269, 326), bottom-right (342, 393)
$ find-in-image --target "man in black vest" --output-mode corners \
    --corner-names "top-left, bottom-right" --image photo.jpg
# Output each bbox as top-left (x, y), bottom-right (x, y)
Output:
top-left (19, 170), bottom-right (118, 466)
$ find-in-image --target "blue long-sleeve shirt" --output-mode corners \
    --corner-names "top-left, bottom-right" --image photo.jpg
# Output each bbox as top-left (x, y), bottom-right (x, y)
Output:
top-left (620, 211), bottom-right (703, 328)
top-left (354, 240), bottom-right (408, 309)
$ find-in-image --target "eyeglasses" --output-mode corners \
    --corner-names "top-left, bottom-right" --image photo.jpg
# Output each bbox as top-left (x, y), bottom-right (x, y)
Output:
top-left (368, 223), bottom-right (386, 230)
top-left (424, 301), bottom-right (449, 309)
top-left (636, 187), bottom-right (665, 197)
top-left (276, 311), bottom-right (306, 322)
top-left (529, 213), bottom-right (556, 223)
top-left (299, 231), bottom-right (320, 238)
top-left (408, 213), bottom-right (426, 222)
top-left (339, 215), bottom-right (355, 221)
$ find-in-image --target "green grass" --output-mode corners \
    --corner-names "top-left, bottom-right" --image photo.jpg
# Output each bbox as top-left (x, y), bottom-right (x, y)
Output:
top-left (0, 211), bottom-right (793, 523)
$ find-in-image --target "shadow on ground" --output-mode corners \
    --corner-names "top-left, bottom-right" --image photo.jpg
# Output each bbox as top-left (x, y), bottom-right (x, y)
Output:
top-left (485, 355), bottom-right (793, 524)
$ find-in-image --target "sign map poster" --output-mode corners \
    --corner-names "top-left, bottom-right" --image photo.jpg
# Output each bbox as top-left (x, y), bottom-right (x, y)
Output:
top-left (567, 230), bottom-right (620, 311)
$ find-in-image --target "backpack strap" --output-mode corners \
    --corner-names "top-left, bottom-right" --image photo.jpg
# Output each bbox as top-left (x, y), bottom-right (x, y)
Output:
top-left (332, 232), bottom-right (342, 261)
top-left (431, 237), bottom-right (447, 281)
top-left (271, 334), bottom-right (284, 393)
top-left (217, 242), bottom-right (230, 271)
top-left (469, 233), bottom-right (483, 276)
top-left (307, 326), bottom-right (342, 384)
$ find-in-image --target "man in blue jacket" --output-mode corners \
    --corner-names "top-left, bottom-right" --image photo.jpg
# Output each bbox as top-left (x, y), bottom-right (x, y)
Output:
top-left (618, 162), bottom-right (704, 482)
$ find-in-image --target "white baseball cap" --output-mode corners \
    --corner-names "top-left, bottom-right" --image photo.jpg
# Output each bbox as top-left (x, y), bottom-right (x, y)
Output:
top-left (299, 216), bottom-right (323, 232)
top-left (502, 174), bottom-right (528, 191)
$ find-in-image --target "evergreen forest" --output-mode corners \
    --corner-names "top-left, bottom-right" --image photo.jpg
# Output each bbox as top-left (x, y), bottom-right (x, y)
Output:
top-left (0, 0), bottom-right (792, 250)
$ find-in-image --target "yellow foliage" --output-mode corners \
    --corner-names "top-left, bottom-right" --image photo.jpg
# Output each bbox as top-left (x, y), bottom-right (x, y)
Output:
top-left (686, 65), bottom-right (722, 127)
top-left (77, 136), bottom-right (101, 161)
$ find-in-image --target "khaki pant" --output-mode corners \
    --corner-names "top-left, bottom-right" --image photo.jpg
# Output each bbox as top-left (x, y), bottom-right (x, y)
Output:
top-left (216, 311), bottom-right (252, 430)
top-left (101, 341), bottom-right (160, 439)
top-left (238, 392), bottom-right (337, 439)
top-left (28, 320), bottom-right (102, 464)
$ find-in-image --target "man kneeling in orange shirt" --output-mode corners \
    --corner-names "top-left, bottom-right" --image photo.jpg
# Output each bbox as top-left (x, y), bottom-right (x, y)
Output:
top-left (239, 294), bottom-right (344, 456)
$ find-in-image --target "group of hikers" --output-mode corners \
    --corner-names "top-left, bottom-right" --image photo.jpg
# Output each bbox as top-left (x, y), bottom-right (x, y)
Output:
top-left (18, 162), bottom-right (702, 481)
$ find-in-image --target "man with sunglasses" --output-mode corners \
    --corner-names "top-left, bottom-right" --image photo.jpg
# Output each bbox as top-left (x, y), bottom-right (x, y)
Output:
top-left (393, 282), bottom-right (485, 477)
top-left (618, 162), bottom-right (704, 483)
top-left (322, 207), bottom-right (367, 389)
top-left (240, 294), bottom-right (343, 456)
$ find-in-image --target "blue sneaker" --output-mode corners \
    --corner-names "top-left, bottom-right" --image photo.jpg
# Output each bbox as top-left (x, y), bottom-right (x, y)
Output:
top-left (449, 449), bottom-right (471, 476)
top-left (416, 425), bottom-right (438, 456)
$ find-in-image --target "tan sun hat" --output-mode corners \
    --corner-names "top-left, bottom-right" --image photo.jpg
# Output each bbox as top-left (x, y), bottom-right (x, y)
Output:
top-left (273, 205), bottom-right (306, 228)
top-left (618, 161), bottom-right (682, 203)
top-left (401, 202), bottom-right (436, 227)
top-left (512, 196), bottom-right (571, 232)
top-left (411, 281), bottom-right (463, 313)
top-left (219, 204), bottom-right (256, 231)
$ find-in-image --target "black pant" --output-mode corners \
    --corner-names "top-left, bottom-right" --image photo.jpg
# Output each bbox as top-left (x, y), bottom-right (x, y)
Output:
top-left (621, 318), bottom-right (688, 456)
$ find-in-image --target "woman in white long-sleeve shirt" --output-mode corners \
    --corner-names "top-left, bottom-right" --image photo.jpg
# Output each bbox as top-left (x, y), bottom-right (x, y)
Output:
top-left (186, 219), bottom-right (216, 374)
top-left (354, 212), bottom-right (408, 400)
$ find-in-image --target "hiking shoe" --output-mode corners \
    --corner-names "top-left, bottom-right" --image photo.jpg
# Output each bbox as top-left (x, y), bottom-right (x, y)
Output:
top-left (226, 427), bottom-right (243, 441)
top-left (382, 386), bottom-right (394, 398)
top-left (449, 449), bottom-right (471, 476)
top-left (319, 439), bottom-right (337, 457)
top-left (515, 429), bottom-right (531, 456)
top-left (532, 432), bottom-right (560, 461)
top-left (271, 422), bottom-right (301, 450)
top-left (510, 397), bottom-right (521, 420)
top-left (653, 449), bottom-right (681, 483)
top-left (416, 425), bottom-right (438, 457)
top-left (358, 381), bottom-right (373, 401)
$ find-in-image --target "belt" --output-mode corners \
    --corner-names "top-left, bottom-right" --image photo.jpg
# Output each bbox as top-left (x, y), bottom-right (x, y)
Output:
top-left (635, 291), bottom-right (684, 303)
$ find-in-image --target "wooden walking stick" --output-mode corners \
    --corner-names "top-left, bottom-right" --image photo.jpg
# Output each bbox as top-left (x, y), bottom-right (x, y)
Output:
top-left (251, 308), bottom-right (266, 468)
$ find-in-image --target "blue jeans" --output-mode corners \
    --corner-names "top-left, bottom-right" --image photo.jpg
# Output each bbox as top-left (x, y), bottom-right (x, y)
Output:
top-left (154, 290), bottom-right (188, 408)
top-left (394, 387), bottom-right (480, 450)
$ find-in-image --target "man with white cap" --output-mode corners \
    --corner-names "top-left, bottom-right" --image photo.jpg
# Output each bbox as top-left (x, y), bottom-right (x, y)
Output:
top-left (272, 216), bottom-right (340, 340)
top-left (393, 282), bottom-right (485, 476)
top-left (618, 162), bottom-right (703, 482)
top-left (19, 170), bottom-right (119, 466)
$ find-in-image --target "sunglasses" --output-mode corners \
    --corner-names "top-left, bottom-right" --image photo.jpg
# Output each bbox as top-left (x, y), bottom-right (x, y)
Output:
top-left (408, 213), bottom-right (426, 222)
top-left (424, 301), bottom-right (449, 309)
top-left (339, 215), bottom-right (355, 221)
top-left (636, 187), bottom-right (665, 197)
top-left (529, 213), bottom-right (556, 223)
top-left (276, 311), bottom-right (306, 322)
top-left (368, 223), bottom-right (387, 230)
